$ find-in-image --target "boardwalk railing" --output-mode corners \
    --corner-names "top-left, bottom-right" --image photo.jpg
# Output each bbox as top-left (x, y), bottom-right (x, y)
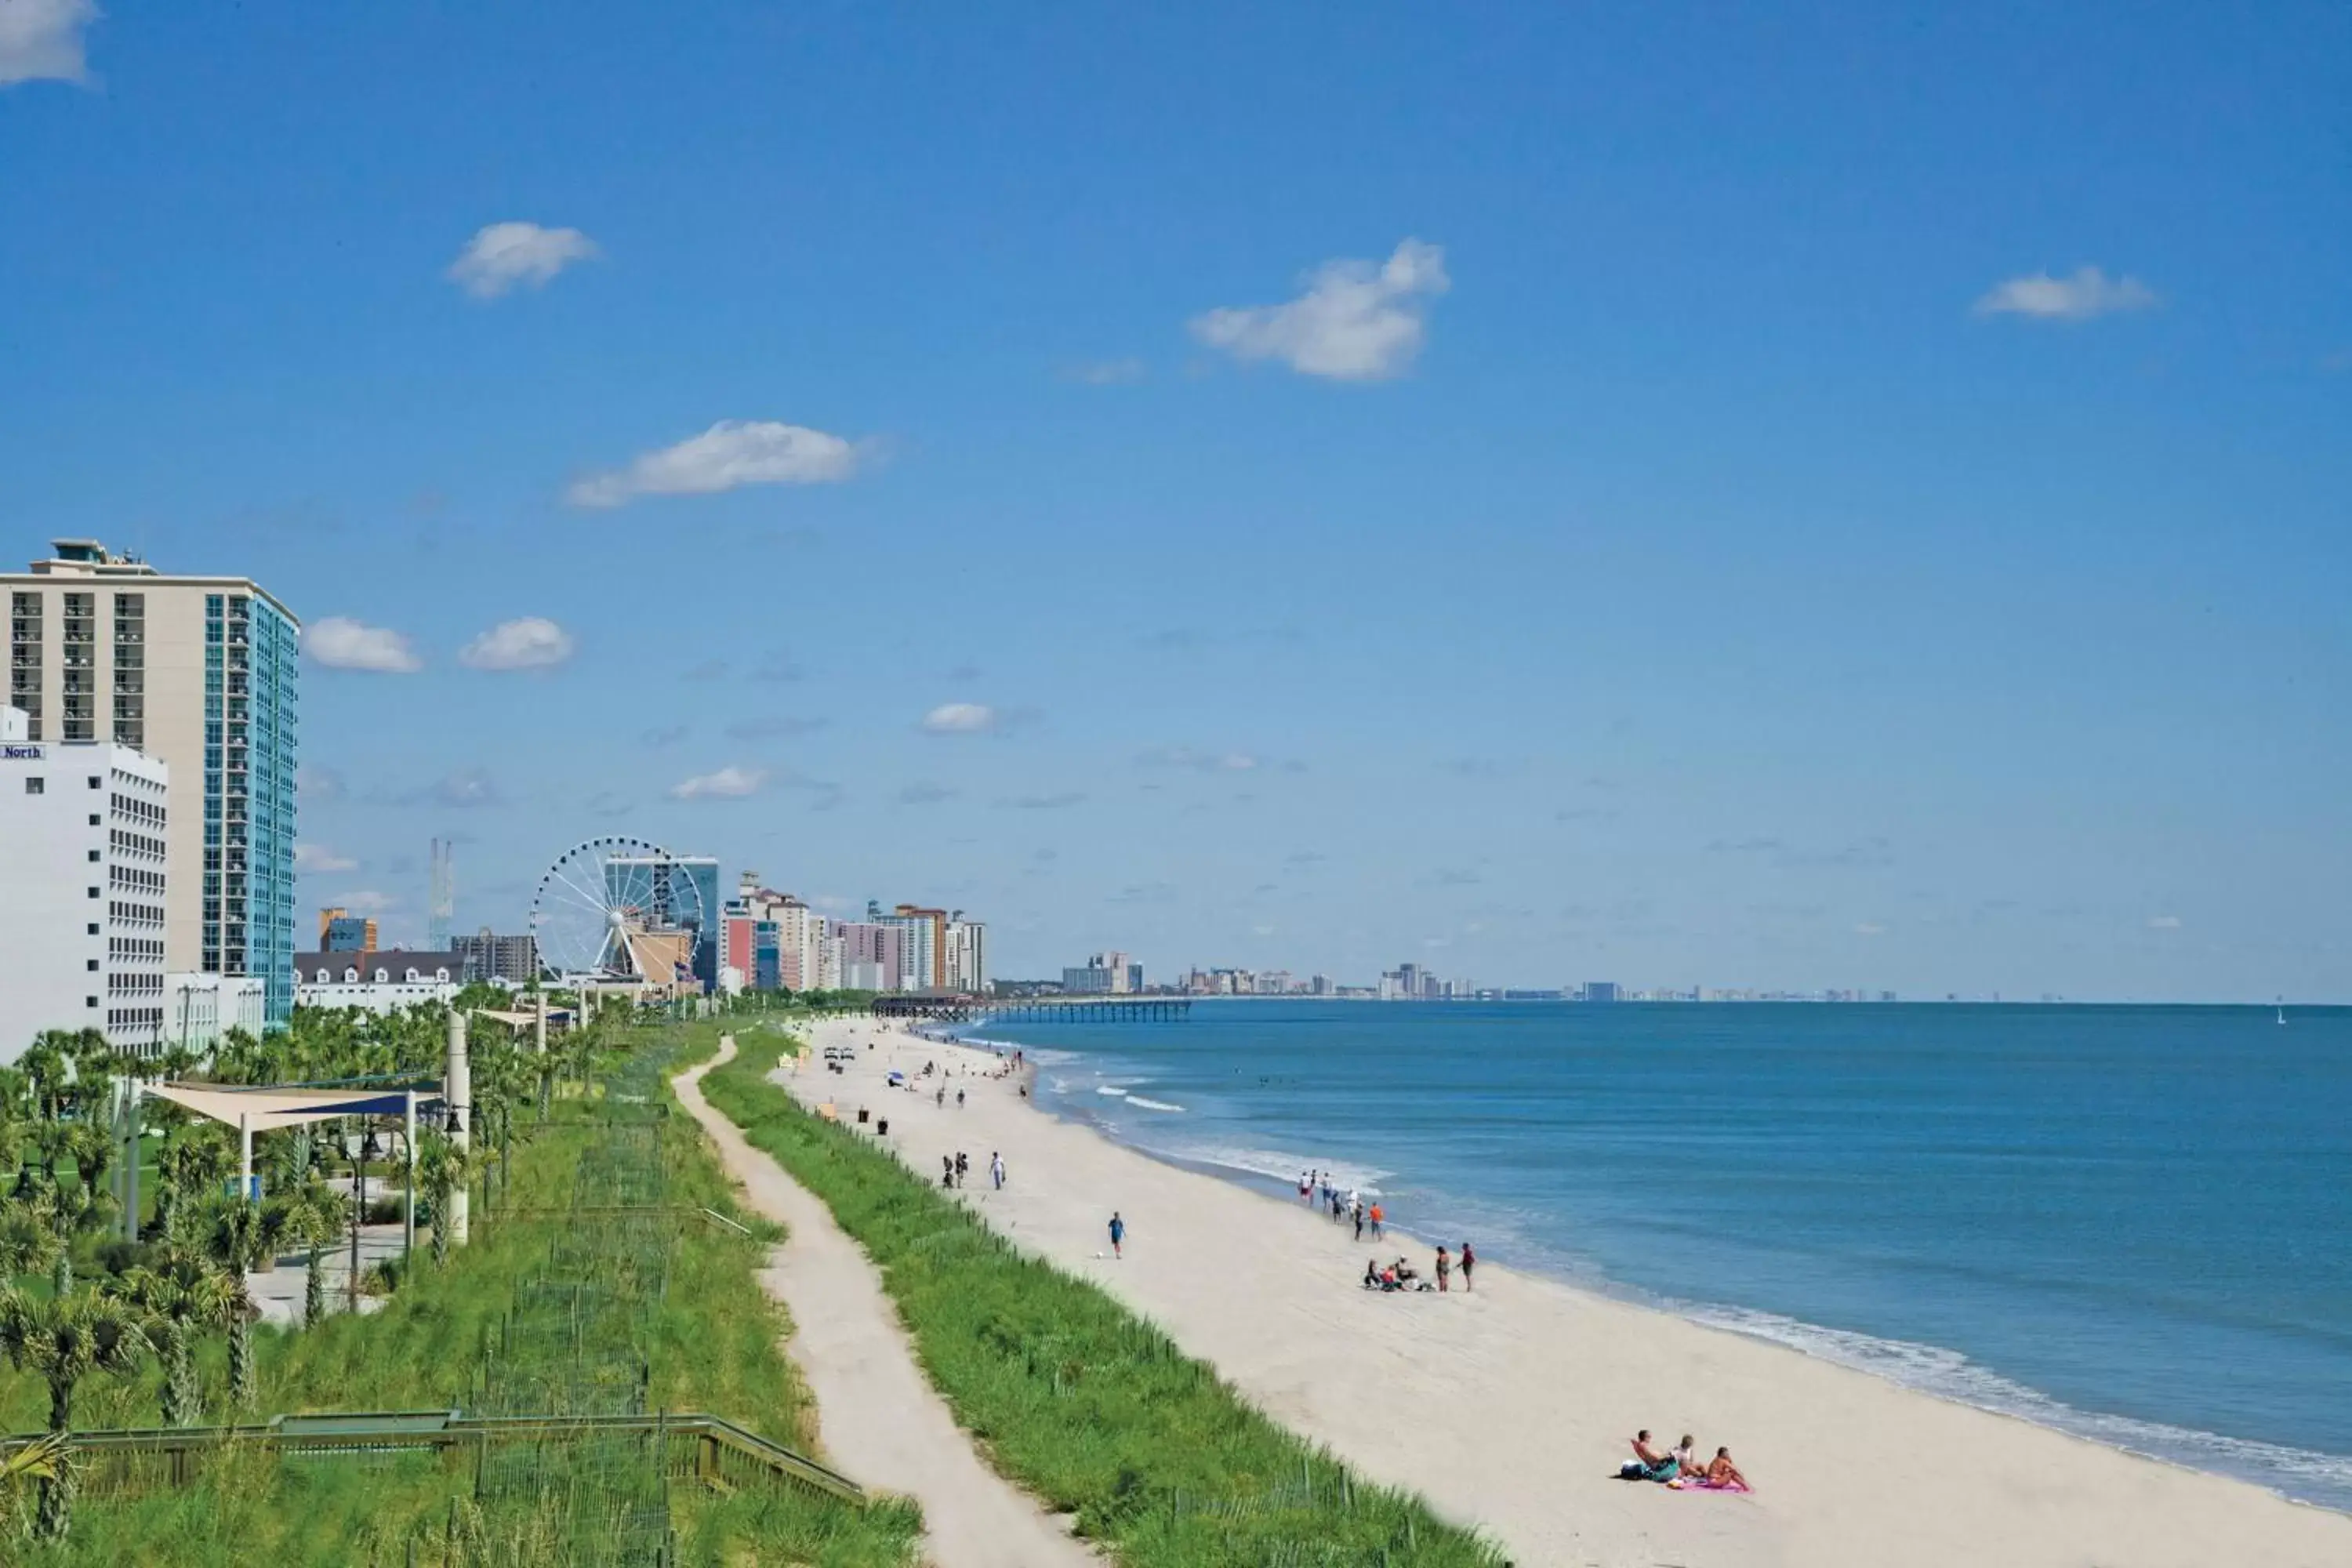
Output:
top-left (2, 1409), bottom-right (865, 1505)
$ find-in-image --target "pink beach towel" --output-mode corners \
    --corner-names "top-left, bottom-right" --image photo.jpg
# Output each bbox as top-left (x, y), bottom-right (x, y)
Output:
top-left (1669, 1477), bottom-right (1752, 1494)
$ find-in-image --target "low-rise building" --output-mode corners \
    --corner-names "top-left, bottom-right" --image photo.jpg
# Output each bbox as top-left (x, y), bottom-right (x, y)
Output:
top-left (163, 972), bottom-right (268, 1053)
top-left (294, 949), bottom-right (462, 1014)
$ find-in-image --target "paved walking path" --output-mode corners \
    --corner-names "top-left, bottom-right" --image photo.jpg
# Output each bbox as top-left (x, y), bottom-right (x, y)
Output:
top-left (673, 1035), bottom-right (1098, 1568)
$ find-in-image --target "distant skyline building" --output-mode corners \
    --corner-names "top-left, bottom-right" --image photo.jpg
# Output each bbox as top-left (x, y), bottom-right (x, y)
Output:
top-left (3, 539), bottom-right (299, 1028)
top-left (0, 709), bottom-right (171, 1062)
top-left (318, 907), bottom-right (376, 953)
top-left (451, 927), bottom-right (539, 985)
top-left (943, 913), bottom-right (987, 994)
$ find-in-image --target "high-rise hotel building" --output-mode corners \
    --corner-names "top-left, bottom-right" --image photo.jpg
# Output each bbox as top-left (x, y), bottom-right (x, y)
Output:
top-left (3, 541), bottom-right (299, 1028)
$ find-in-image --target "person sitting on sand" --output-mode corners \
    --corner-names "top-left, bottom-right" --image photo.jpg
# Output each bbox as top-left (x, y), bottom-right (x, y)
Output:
top-left (1364, 1258), bottom-right (1381, 1290)
top-left (1671, 1435), bottom-right (1697, 1475)
top-left (1619, 1431), bottom-right (1679, 1482)
top-left (1701, 1447), bottom-right (1749, 1490)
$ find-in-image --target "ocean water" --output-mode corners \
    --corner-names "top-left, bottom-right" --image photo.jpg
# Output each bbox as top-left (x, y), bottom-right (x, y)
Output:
top-left (959, 1000), bottom-right (2352, 1511)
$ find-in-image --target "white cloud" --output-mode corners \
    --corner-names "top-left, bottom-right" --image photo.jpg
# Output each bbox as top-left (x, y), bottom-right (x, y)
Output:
top-left (567, 419), bottom-right (861, 508)
top-left (0, 0), bottom-right (96, 87)
top-left (1854, 921), bottom-right (1887, 936)
top-left (1191, 239), bottom-right (1450, 380)
top-left (294, 842), bottom-right (358, 873)
top-left (1062, 358), bottom-right (1145, 385)
top-left (921, 702), bottom-right (997, 735)
top-left (670, 765), bottom-right (768, 800)
top-left (446, 221), bottom-right (599, 299)
top-left (296, 764), bottom-right (347, 803)
top-left (304, 616), bottom-right (423, 673)
top-left (2147, 914), bottom-right (2183, 930)
top-left (332, 889), bottom-right (398, 914)
top-left (459, 616), bottom-right (575, 671)
top-left (1973, 267), bottom-right (2158, 322)
top-left (1140, 746), bottom-right (1258, 771)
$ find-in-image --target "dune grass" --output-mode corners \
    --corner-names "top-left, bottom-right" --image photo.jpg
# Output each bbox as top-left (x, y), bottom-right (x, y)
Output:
top-left (702, 1026), bottom-right (1508, 1567)
top-left (2, 1027), bottom-right (922, 1566)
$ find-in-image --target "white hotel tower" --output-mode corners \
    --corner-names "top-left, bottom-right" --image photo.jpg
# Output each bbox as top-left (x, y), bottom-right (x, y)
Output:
top-left (0, 706), bottom-right (171, 1061)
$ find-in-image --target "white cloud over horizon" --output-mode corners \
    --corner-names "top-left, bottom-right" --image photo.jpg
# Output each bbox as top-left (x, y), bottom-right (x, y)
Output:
top-left (460, 616), bottom-right (576, 671)
top-left (1191, 239), bottom-right (1450, 380)
top-left (294, 842), bottom-right (358, 873)
top-left (671, 764), bottom-right (768, 800)
top-left (0, 0), bottom-right (96, 87)
top-left (921, 702), bottom-right (997, 735)
top-left (1139, 746), bottom-right (1259, 772)
top-left (1974, 266), bottom-right (2158, 321)
top-left (567, 420), bottom-right (862, 508)
top-left (305, 616), bottom-right (423, 673)
top-left (1063, 358), bottom-right (1145, 385)
top-left (446, 221), bottom-right (599, 299)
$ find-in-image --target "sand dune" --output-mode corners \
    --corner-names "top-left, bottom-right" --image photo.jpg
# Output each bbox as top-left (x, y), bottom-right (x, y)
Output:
top-left (793, 1018), bottom-right (2352, 1568)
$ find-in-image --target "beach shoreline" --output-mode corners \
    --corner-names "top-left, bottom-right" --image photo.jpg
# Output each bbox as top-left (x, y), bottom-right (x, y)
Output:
top-left (799, 1016), bottom-right (2352, 1567)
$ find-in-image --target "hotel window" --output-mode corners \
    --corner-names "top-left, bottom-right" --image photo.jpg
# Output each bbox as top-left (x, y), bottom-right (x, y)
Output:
top-left (8, 591), bottom-right (42, 740)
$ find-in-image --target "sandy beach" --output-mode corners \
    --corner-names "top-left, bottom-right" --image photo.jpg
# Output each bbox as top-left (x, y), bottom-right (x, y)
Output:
top-left (782, 1016), bottom-right (2352, 1568)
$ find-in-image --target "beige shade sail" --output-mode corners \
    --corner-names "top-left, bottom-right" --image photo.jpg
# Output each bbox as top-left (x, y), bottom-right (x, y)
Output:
top-left (145, 1083), bottom-right (444, 1133)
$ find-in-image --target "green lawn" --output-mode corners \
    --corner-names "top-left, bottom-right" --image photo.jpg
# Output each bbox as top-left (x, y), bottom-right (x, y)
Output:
top-left (2, 1024), bottom-right (922, 1566)
top-left (702, 1026), bottom-right (1508, 1568)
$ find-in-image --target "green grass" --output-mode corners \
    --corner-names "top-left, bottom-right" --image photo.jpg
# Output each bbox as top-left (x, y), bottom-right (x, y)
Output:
top-left (702, 1028), bottom-right (1508, 1568)
top-left (2, 1026), bottom-right (923, 1566)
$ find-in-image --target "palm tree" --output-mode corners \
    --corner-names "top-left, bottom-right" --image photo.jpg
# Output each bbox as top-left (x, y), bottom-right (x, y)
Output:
top-left (117, 1248), bottom-right (238, 1426)
top-left (280, 1181), bottom-right (350, 1327)
top-left (417, 1131), bottom-right (474, 1268)
top-left (0, 1287), bottom-right (149, 1540)
top-left (155, 1128), bottom-right (232, 1242)
top-left (61, 1121), bottom-right (115, 1206)
top-left (0, 1202), bottom-right (57, 1285)
top-left (0, 1428), bottom-right (71, 1526)
top-left (196, 1197), bottom-right (284, 1409)
top-left (17, 1036), bottom-right (70, 1121)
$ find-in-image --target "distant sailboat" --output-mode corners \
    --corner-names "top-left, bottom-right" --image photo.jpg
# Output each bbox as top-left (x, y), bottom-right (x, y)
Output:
top-left (2277, 1000), bottom-right (2288, 1025)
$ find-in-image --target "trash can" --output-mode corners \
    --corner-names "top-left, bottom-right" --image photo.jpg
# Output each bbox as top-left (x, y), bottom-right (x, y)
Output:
top-left (876, 1119), bottom-right (888, 1136)
top-left (857, 1108), bottom-right (869, 1124)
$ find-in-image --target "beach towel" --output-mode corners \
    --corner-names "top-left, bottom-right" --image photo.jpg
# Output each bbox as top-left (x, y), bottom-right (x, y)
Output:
top-left (1669, 1477), bottom-right (1751, 1494)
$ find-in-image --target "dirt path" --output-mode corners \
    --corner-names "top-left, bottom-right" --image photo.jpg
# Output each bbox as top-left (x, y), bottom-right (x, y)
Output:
top-left (673, 1035), bottom-right (1099, 1568)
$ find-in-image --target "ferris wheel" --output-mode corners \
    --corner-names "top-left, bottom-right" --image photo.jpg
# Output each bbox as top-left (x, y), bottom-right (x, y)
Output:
top-left (528, 836), bottom-right (709, 981)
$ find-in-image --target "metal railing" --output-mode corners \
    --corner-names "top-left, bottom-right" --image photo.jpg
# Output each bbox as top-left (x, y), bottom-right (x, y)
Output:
top-left (3, 1409), bottom-right (863, 1506)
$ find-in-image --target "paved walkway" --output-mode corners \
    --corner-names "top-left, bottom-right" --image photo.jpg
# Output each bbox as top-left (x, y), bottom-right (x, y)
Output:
top-left (673, 1035), bottom-right (1098, 1568)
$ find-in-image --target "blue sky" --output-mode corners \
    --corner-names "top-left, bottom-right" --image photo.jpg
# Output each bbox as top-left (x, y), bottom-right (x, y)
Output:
top-left (4, 1), bottom-right (2347, 999)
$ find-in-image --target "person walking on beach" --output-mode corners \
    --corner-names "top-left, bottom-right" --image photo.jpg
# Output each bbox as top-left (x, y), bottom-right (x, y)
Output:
top-left (1369, 1201), bottom-right (1385, 1240)
top-left (942, 1155), bottom-right (955, 1189)
top-left (956, 1087), bottom-right (966, 1109)
top-left (991, 1151), bottom-right (1005, 1190)
top-left (1436, 1245), bottom-right (1451, 1292)
top-left (1459, 1240), bottom-right (1475, 1291)
top-left (1108, 1211), bottom-right (1126, 1259)
top-left (1353, 1203), bottom-right (1365, 1242)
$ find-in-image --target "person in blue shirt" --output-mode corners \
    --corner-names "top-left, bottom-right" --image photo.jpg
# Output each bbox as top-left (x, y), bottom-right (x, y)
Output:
top-left (1108, 1212), bottom-right (1125, 1259)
